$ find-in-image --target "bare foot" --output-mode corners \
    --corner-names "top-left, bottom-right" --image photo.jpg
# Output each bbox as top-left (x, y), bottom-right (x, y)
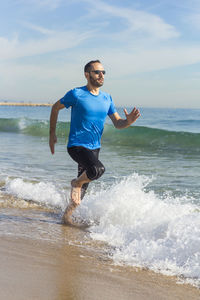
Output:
top-left (62, 179), bottom-right (82, 225)
top-left (71, 179), bottom-right (81, 206)
top-left (62, 202), bottom-right (77, 225)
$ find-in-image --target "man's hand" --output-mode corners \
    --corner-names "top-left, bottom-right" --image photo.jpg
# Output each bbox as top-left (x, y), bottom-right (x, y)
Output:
top-left (109, 107), bottom-right (141, 129)
top-left (49, 134), bottom-right (57, 155)
top-left (124, 107), bottom-right (141, 126)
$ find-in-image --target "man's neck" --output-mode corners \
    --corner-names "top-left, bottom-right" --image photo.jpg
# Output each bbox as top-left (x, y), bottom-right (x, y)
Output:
top-left (86, 84), bottom-right (100, 96)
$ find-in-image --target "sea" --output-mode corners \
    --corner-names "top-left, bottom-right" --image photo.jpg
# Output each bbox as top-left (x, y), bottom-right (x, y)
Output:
top-left (0, 105), bottom-right (200, 288)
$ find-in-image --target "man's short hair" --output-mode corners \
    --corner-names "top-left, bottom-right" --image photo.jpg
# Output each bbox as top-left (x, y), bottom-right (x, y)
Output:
top-left (84, 60), bottom-right (101, 73)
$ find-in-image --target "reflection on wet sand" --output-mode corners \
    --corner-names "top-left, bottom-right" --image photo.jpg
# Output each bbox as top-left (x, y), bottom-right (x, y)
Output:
top-left (0, 215), bottom-right (199, 300)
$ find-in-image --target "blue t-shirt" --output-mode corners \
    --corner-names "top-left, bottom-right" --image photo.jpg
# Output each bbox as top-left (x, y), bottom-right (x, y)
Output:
top-left (60, 86), bottom-right (116, 149)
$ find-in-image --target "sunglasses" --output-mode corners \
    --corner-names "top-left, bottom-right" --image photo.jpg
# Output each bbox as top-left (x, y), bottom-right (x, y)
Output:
top-left (90, 70), bottom-right (106, 75)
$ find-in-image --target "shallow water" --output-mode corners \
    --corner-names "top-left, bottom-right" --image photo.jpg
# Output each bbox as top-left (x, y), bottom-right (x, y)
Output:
top-left (0, 105), bottom-right (200, 288)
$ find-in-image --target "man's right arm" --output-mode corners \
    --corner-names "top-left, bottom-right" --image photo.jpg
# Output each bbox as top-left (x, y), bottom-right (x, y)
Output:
top-left (49, 100), bottom-right (65, 154)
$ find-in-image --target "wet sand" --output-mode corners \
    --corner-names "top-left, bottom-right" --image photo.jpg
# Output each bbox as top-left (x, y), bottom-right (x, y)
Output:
top-left (0, 233), bottom-right (199, 300)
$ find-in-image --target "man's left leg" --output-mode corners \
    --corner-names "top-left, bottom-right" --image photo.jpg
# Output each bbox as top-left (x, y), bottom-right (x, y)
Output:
top-left (78, 164), bottom-right (89, 200)
top-left (62, 170), bottom-right (91, 224)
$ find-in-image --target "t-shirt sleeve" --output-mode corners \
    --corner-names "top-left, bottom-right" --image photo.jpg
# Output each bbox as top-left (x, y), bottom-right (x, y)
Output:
top-left (60, 89), bottom-right (77, 108)
top-left (108, 95), bottom-right (117, 115)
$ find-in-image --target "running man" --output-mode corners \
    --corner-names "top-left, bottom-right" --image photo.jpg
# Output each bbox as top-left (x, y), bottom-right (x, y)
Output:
top-left (49, 60), bottom-right (141, 224)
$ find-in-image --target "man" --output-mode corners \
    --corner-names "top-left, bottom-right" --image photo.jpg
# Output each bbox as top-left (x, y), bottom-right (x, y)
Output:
top-left (49, 60), bottom-right (140, 224)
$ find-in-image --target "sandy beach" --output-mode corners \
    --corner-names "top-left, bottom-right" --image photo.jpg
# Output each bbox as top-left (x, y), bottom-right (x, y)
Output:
top-left (0, 229), bottom-right (199, 300)
top-left (1, 104), bottom-right (200, 299)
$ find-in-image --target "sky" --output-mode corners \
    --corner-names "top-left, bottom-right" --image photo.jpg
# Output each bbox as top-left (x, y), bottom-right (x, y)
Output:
top-left (0, 0), bottom-right (200, 108)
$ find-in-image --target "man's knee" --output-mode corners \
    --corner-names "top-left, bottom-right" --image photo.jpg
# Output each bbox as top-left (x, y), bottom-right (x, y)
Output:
top-left (87, 162), bottom-right (105, 180)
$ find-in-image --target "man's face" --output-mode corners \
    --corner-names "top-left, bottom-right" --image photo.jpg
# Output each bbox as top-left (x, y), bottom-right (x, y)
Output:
top-left (87, 63), bottom-right (105, 87)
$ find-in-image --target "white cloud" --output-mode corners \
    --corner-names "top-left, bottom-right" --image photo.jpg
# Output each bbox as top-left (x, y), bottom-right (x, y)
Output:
top-left (187, 13), bottom-right (200, 30)
top-left (1, 43), bottom-right (200, 102)
top-left (1, 0), bottom-right (200, 108)
top-left (16, 0), bottom-right (63, 10)
top-left (22, 22), bottom-right (55, 35)
top-left (0, 1), bottom-right (181, 63)
top-left (84, 0), bottom-right (180, 40)
top-left (84, 45), bottom-right (200, 77)
top-left (0, 61), bottom-right (83, 101)
top-left (0, 29), bottom-right (93, 60)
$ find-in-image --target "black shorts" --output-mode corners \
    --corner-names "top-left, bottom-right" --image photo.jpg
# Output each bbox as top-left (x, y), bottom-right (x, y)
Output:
top-left (67, 146), bottom-right (105, 180)
top-left (67, 146), bottom-right (105, 199)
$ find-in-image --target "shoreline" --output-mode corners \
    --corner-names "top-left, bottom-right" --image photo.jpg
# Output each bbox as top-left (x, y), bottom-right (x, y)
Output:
top-left (0, 102), bottom-right (52, 107)
top-left (0, 233), bottom-right (199, 300)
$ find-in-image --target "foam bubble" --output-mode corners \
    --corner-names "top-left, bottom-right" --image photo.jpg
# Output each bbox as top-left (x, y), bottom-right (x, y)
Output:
top-left (3, 174), bottom-right (200, 287)
top-left (4, 178), bottom-right (67, 210)
top-left (18, 118), bottom-right (27, 131)
top-left (76, 173), bottom-right (200, 287)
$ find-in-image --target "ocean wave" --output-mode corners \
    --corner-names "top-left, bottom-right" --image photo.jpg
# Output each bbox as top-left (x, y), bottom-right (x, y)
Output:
top-left (2, 178), bottom-right (66, 211)
top-left (0, 117), bottom-right (69, 137)
top-left (0, 117), bottom-right (199, 152)
top-left (76, 173), bottom-right (200, 288)
top-left (103, 124), bottom-right (200, 152)
top-left (1, 174), bottom-right (200, 287)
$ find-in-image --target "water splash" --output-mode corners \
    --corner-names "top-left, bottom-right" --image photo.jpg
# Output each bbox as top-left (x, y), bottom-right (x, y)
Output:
top-left (3, 178), bottom-right (67, 211)
top-left (76, 174), bottom-right (200, 287)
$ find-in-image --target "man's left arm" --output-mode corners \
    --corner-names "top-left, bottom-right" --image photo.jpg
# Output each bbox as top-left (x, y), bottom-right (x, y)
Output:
top-left (109, 107), bottom-right (141, 129)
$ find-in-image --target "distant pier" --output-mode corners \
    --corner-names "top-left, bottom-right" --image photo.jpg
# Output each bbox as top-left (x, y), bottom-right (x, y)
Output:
top-left (0, 102), bottom-right (53, 107)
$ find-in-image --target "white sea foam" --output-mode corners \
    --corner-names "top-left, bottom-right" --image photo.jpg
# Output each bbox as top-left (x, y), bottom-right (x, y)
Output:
top-left (4, 178), bottom-right (67, 210)
top-left (76, 173), bottom-right (200, 287)
top-left (18, 118), bottom-right (27, 131)
top-left (3, 174), bottom-right (200, 287)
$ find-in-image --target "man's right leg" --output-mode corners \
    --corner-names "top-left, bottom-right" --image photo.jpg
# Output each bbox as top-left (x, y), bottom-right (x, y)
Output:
top-left (62, 147), bottom-right (104, 224)
top-left (69, 147), bottom-right (105, 205)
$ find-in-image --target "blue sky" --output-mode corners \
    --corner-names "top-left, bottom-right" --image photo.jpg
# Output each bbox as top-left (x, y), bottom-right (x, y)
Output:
top-left (1, 0), bottom-right (200, 108)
